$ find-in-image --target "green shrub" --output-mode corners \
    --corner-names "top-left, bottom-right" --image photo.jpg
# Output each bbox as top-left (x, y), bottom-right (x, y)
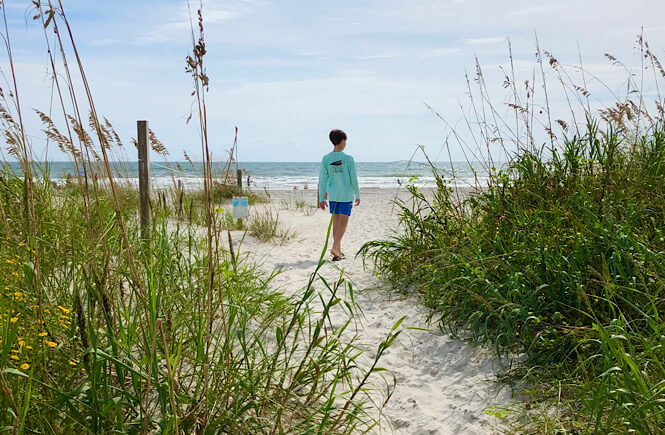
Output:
top-left (0, 3), bottom-right (398, 432)
top-left (361, 121), bottom-right (665, 432)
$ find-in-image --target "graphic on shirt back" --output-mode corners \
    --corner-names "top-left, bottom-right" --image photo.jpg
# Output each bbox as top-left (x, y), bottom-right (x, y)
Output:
top-left (330, 160), bottom-right (344, 175)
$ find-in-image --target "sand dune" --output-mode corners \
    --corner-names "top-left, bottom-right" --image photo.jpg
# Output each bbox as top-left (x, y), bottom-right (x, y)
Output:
top-left (230, 188), bottom-right (512, 434)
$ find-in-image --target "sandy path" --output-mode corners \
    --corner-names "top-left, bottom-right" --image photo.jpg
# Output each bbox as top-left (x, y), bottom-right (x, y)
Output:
top-left (229, 188), bottom-right (511, 434)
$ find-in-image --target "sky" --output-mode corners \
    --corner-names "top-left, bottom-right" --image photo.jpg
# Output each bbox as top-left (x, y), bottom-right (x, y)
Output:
top-left (1, 0), bottom-right (665, 162)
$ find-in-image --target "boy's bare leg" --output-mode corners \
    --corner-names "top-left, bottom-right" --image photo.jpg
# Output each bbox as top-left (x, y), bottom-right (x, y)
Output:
top-left (332, 215), bottom-right (342, 256)
top-left (331, 215), bottom-right (340, 256)
top-left (331, 214), bottom-right (350, 256)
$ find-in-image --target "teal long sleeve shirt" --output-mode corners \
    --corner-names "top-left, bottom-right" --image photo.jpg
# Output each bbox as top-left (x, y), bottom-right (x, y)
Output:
top-left (318, 151), bottom-right (360, 202)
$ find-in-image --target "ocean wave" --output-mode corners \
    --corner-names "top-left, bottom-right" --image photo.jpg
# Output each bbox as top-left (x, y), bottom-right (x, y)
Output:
top-left (50, 175), bottom-right (488, 190)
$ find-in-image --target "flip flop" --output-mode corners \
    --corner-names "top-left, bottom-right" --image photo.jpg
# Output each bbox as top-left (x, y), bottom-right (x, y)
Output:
top-left (332, 255), bottom-right (343, 262)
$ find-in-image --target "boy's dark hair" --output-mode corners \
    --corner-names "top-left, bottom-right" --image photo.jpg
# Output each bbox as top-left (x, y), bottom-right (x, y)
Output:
top-left (329, 129), bottom-right (347, 146)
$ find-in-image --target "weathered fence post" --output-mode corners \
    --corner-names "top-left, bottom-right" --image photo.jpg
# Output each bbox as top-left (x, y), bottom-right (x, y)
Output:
top-left (137, 120), bottom-right (151, 240)
top-left (236, 168), bottom-right (243, 193)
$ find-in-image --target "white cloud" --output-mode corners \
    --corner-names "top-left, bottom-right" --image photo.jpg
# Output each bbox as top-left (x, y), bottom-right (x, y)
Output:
top-left (357, 52), bottom-right (401, 60)
top-left (423, 48), bottom-right (461, 58)
top-left (508, 5), bottom-right (562, 17)
top-left (205, 8), bottom-right (239, 23)
top-left (1, 1), bottom-right (29, 10)
top-left (296, 50), bottom-right (323, 57)
top-left (465, 37), bottom-right (506, 45)
top-left (226, 57), bottom-right (321, 67)
top-left (137, 0), bottom-right (259, 44)
top-left (215, 73), bottom-right (458, 122)
top-left (89, 38), bottom-right (123, 47)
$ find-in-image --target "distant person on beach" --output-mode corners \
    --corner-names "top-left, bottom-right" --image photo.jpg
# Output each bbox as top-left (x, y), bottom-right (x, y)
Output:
top-left (318, 129), bottom-right (360, 261)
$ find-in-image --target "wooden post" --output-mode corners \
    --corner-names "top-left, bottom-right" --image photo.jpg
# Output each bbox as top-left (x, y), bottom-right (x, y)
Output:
top-left (137, 120), bottom-right (151, 240)
top-left (236, 168), bottom-right (242, 193)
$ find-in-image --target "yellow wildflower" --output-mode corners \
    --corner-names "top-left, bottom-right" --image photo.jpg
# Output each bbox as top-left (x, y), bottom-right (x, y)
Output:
top-left (20, 363), bottom-right (29, 370)
top-left (10, 316), bottom-right (18, 323)
top-left (11, 272), bottom-right (19, 277)
top-left (44, 341), bottom-right (57, 348)
top-left (44, 309), bottom-right (50, 315)
top-left (69, 361), bottom-right (77, 366)
top-left (18, 340), bottom-right (25, 347)
top-left (13, 291), bottom-right (23, 300)
top-left (57, 306), bottom-right (71, 314)
top-left (10, 355), bottom-right (19, 360)
top-left (26, 345), bottom-right (32, 350)
top-left (6, 259), bottom-right (14, 264)
top-left (38, 332), bottom-right (48, 337)
top-left (11, 349), bottom-right (19, 353)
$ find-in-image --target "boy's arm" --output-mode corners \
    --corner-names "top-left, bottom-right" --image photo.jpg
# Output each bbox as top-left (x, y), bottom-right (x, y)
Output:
top-left (349, 157), bottom-right (360, 201)
top-left (318, 159), bottom-right (328, 203)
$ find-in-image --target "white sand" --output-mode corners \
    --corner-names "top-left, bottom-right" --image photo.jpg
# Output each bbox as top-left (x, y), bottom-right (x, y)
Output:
top-left (229, 188), bottom-right (512, 434)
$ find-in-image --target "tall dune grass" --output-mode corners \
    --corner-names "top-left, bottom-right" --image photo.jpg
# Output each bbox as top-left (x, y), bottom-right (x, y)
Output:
top-left (361, 36), bottom-right (665, 432)
top-left (0, 1), bottom-right (397, 432)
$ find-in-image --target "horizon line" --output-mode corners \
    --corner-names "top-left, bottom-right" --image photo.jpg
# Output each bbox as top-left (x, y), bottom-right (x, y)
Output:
top-left (1, 159), bottom-right (495, 164)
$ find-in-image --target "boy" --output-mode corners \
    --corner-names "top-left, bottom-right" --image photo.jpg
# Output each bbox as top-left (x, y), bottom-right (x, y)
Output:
top-left (318, 129), bottom-right (360, 261)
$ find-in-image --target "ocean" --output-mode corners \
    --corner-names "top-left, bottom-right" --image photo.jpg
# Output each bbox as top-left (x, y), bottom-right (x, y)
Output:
top-left (2, 161), bottom-right (490, 190)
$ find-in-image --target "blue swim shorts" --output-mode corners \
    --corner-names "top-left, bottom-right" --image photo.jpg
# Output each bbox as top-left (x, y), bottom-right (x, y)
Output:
top-left (329, 201), bottom-right (352, 216)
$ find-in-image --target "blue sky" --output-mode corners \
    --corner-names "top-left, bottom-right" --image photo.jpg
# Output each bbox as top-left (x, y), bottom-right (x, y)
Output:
top-left (2, 0), bottom-right (665, 162)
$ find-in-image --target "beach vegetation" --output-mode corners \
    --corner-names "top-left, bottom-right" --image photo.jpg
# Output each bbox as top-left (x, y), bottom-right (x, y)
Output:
top-left (248, 206), bottom-right (296, 244)
top-left (361, 35), bottom-right (665, 432)
top-left (280, 191), bottom-right (318, 216)
top-left (0, 2), bottom-right (396, 433)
